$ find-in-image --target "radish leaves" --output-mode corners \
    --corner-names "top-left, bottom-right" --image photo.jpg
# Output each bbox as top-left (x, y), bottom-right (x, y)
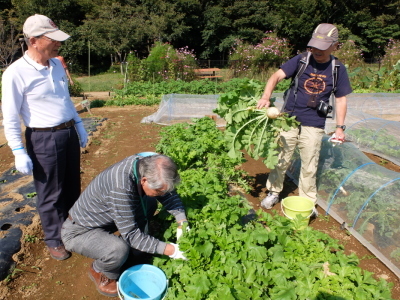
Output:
top-left (214, 79), bottom-right (300, 169)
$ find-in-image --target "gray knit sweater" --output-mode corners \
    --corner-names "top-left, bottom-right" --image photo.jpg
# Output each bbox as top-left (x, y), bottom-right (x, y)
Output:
top-left (68, 155), bottom-right (187, 255)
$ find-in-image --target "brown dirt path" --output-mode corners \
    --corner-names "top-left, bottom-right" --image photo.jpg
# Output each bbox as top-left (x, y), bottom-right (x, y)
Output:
top-left (0, 105), bottom-right (399, 299)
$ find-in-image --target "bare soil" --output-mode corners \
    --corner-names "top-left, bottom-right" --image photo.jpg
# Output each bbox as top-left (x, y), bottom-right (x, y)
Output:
top-left (0, 104), bottom-right (399, 299)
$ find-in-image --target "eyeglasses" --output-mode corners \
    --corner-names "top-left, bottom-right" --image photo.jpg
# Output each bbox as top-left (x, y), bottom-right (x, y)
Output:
top-left (37, 35), bottom-right (58, 43)
top-left (153, 188), bottom-right (168, 197)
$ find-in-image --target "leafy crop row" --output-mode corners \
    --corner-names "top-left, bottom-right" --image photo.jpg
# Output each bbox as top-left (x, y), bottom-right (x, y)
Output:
top-left (151, 117), bottom-right (393, 299)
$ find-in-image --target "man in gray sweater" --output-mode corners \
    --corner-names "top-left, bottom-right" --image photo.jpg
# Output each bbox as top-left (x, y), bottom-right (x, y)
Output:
top-left (61, 153), bottom-right (188, 297)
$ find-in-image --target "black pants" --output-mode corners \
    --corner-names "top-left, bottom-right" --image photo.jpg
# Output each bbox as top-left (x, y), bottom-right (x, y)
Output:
top-left (26, 126), bottom-right (81, 247)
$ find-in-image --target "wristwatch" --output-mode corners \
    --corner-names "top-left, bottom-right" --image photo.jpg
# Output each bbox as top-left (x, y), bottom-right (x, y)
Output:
top-left (336, 125), bottom-right (346, 131)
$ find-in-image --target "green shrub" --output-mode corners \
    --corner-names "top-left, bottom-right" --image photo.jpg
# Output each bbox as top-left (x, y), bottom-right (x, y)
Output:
top-left (69, 78), bottom-right (84, 96)
top-left (90, 99), bottom-right (106, 108)
top-left (138, 42), bottom-right (198, 82)
top-left (127, 53), bottom-right (145, 82)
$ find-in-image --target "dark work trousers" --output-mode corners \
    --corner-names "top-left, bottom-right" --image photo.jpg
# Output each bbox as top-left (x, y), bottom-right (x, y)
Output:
top-left (26, 126), bottom-right (81, 248)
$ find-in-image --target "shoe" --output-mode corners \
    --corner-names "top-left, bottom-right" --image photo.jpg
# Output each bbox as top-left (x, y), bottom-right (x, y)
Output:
top-left (311, 207), bottom-right (319, 218)
top-left (48, 245), bottom-right (71, 261)
top-left (261, 192), bottom-right (279, 209)
top-left (88, 263), bottom-right (118, 297)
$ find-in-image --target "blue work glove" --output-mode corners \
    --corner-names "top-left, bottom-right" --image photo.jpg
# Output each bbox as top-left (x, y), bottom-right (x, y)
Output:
top-left (75, 122), bottom-right (88, 148)
top-left (13, 149), bottom-right (33, 175)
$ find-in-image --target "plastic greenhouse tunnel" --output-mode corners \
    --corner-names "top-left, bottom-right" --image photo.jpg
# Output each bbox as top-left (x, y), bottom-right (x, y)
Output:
top-left (280, 93), bottom-right (400, 278)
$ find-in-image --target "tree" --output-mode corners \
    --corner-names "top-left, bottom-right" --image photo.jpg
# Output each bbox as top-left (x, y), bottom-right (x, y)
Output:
top-left (201, 0), bottom-right (276, 59)
top-left (0, 10), bottom-right (21, 67)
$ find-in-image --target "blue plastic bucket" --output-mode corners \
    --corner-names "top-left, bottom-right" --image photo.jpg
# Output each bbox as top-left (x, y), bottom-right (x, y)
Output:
top-left (118, 264), bottom-right (167, 300)
top-left (137, 152), bottom-right (158, 157)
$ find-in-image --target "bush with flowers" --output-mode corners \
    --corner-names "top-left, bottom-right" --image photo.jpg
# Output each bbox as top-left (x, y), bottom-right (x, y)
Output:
top-left (334, 40), bottom-right (364, 69)
top-left (127, 42), bottom-right (198, 83)
top-left (228, 32), bottom-right (292, 81)
top-left (381, 39), bottom-right (400, 69)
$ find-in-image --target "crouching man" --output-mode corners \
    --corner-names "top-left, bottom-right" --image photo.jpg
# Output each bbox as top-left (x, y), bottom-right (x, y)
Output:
top-left (61, 153), bottom-right (188, 297)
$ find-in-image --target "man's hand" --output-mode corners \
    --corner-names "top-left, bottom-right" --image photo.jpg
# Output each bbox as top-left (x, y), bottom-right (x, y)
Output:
top-left (328, 133), bottom-right (344, 146)
top-left (168, 243), bottom-right (187, 260)
top-left (256, 98), bottom-right (270, 109)
top-left (75, 122), bottom-right (88, 148)
top-left (13, 149), bottom-right (33, 175)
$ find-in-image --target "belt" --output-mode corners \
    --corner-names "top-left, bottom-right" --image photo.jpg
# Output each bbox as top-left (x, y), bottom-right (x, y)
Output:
top-left (28, 119), bottom-right (75, 132)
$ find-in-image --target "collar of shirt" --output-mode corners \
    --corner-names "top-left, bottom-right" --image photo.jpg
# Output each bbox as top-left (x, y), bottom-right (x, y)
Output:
top-left (23, 51), bottom-right (55, 71)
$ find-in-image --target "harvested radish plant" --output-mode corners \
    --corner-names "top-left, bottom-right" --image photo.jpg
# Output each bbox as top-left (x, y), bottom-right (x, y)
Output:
top-left (214, 79), bottom-right (300, 168)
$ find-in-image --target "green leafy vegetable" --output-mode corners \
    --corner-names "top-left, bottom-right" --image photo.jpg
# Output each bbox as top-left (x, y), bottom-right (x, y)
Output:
top-left (214, 79), bottom-right (300, 168)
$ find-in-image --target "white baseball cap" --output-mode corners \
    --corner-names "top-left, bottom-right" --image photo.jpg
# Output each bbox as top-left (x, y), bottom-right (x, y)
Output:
top-left (23, 14), bottom-right (70, 41)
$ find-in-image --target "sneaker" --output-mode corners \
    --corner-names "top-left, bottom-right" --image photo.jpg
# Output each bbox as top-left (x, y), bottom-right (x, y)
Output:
top-left (47, 245), bottom-right (71, 261)
top-left (261, 193), bottom-right (279, 209)
top-left (311, 207), bottom-right (319, 218)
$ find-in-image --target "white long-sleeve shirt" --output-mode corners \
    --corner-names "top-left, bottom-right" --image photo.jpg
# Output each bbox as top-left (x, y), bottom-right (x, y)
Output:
top-left (1, 52), bottom-right (81, 150)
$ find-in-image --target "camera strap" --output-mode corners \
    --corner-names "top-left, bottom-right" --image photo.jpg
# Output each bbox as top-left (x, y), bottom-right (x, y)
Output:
top-left (330, 57), bottom-right (340, 120)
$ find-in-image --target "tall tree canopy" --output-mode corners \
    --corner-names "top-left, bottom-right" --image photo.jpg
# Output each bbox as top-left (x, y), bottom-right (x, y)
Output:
top-left (2, 0), bottom-right (400, 70)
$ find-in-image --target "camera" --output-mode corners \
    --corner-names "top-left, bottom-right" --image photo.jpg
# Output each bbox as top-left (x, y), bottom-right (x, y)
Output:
top-left (317, 100), bottom-right (332, 117)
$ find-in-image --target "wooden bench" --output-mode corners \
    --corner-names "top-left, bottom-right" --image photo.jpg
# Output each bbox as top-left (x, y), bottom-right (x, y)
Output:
top-left (194, 68), bottom-right (222, 79)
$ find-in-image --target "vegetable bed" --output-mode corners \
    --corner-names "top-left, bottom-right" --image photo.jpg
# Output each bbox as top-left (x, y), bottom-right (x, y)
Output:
top-left (152, 115), bottom-right (393, 299)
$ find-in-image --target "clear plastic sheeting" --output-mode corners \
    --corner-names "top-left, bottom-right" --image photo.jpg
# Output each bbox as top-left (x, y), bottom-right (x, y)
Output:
top-left (287, 137), bottom-right (400, 277)
top-left (140, 94), bottom-right (225, 126)
top-left (272, 93), bottom-right (400, 166)
top-left (326, 114), bottom-right (400, 166)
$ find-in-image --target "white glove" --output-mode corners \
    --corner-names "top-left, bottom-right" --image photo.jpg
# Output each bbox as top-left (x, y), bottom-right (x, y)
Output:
top-left (328, 133), bottom-right (344, 146)
top-left (75, 122), bottom-right (88, 148)
top-left (13, 149), bottom-right (33, 175)
top-left (176, 223), bottom-right (191, 240)
top-left (169, 243), bottom-right (187, 260)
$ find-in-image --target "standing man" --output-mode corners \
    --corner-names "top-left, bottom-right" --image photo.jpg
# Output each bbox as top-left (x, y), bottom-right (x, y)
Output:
top-left (257, 24), bottom-right (352, 211)
top-left (61, 153), bottom-right (189, 297)
top-left (1, 14), bottom-right (88, 260)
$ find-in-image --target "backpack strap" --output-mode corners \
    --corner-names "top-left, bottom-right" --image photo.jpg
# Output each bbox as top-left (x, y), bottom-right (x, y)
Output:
top-left (281, 51), bottom-right (311, 113)
top-left (330, 55), bottom-right (340, 120)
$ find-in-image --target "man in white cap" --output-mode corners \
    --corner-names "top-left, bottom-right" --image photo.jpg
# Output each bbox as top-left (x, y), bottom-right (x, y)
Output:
top-left (256, 23), bottom-right (352, 212)
top-left (1, 14), bottom-right (88, 260)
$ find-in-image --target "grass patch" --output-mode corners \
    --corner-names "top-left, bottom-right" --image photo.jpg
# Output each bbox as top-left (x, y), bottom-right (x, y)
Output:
top-left (75, 72), bottom-right (125, 92)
